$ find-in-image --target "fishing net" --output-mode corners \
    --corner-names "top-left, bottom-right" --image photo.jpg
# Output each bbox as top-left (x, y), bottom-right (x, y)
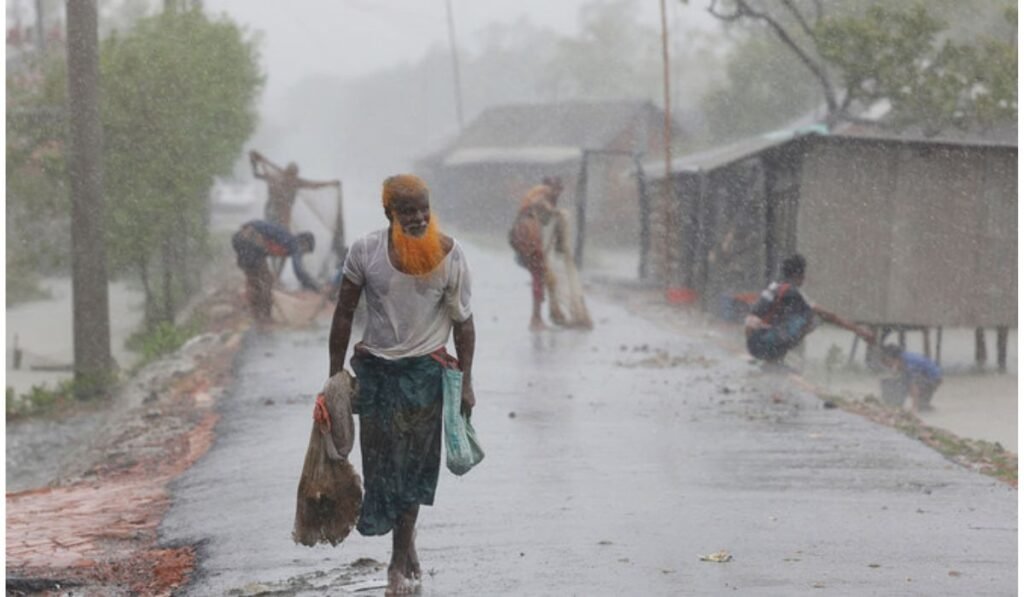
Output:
top-left (293, 371), bottom-right (363, 547)
top-left (544, 209), bottom-right (594, 329)
top-left (277, 184), bottom-right (348, 288)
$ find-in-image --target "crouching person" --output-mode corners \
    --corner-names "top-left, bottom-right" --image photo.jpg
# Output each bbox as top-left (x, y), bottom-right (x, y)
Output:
top-left (745, 254), bottom-right (875, 367)
top-left (231, 220), bottom-right (320, 322)
top-left (881, 344), bottom-right (942, 413)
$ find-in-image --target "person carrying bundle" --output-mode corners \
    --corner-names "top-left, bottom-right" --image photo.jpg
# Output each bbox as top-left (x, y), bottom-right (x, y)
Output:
top-left (328, 174), bottom-right (476, 595)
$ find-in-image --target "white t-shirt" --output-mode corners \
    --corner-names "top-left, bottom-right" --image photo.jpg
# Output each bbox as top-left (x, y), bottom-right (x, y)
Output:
top-left (342, 229), bottom-right (472, 360)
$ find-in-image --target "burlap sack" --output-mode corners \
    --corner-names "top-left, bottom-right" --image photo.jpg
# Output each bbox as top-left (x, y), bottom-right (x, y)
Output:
top-left (292, 371), bottom-right (363, 547)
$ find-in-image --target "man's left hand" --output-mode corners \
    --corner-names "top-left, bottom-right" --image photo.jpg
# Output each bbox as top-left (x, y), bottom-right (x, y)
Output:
top-left (461, 380), bottom-right (476, 417)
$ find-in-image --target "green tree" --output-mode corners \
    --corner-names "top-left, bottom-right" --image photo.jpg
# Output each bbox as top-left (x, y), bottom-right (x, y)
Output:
top-left (541, 0), bottom-right (663, 101)
top-left (100, 7), bottom-right (263, 325)
top-left (700, 0), bottom-right (1017, 136)
top-left (701, 31), bottom-right (822, 142)
top-left (5, 6), bottom-right (262, 325)
top-left (816, 4), bottom-right (1017, 134)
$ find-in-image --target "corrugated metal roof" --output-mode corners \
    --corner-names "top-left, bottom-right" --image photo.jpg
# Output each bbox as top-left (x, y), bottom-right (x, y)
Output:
top-left (643, 125), bottom-right (826, 177)
top-left (831, 122), bottom-right (1018, 149)
top-left (448, 100), bottom-right (662, 154)
top-left (644, 120), bottom-right (1017, 180)
top-left (443, 145), bottom-right (582, 166)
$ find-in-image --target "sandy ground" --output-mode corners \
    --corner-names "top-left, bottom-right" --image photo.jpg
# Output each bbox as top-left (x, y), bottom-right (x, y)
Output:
top-left (801, 327), bottom-right (1017, 453)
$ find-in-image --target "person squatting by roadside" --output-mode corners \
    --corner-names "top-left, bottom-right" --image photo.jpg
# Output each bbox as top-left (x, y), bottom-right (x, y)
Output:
top-left (231, 220), bottom-right (320, 322)
top-left (880, 344), bottom-right (943, 412)
top-left (328, 174), bottom-right (476, 595)
top-left (508, 176), bottom-right (566, 331)
top-left (745, 254), bottom-right (875, 366)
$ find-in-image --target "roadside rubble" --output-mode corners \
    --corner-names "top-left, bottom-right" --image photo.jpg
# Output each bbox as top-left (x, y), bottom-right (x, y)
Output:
top-left (6, 283), bottom-right (251, 596)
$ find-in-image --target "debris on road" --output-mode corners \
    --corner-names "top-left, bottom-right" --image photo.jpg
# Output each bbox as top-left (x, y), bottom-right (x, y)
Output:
top-left (699, 550), bottom-right (733, 563)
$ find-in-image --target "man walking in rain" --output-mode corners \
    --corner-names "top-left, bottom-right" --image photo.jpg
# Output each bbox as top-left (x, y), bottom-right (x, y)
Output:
top-left (249, 149), bottom-right (340, 231)
top-left (508, 176), bottom-right (567, 330)
top-left (745, 254), bottom-right (875, 367)
top-left (328, 174), bottom-right (476, 595)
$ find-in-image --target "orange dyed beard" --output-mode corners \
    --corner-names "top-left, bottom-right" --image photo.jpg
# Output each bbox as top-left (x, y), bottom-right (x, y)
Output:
top-left (391, 216), bottom-right (445, 276)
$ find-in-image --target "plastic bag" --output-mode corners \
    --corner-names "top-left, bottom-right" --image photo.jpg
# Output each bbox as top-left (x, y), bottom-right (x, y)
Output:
top-left (441, 367), bottom-right (485, 476)
top-left (292, 371), bottom-right (363, 547)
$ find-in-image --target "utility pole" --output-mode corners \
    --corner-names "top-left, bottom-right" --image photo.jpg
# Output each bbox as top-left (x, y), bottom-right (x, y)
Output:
top-left (34, 0), bottom-right (45, 53)
top-left (658, 0), bottom-right (674, 285)
top-left (444, 0), bottom-right (465, 130)
top-left (66, 0), bottom-right (112, 398)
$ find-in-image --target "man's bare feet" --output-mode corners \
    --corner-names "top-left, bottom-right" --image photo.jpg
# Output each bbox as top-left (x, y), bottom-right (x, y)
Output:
top-left (386, 565), bottom-right (418, 595)
top-left (530, 317), bottom-right (547, 332)
top-left (550, 308), bottom-right (567, 326)
top-left (406, 542), bottom-right (421, 580)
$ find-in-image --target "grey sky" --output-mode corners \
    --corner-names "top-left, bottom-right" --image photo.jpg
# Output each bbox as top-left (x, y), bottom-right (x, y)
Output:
top-left (202, 0), bottom-right (714, 104)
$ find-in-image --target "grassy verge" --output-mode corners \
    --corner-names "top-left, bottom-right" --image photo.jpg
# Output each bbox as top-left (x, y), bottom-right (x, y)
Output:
top-left (592, 283), bottom-right (1019, 489)
top-left (6, 380), bottom-right (81, 419)
top-left (6, 317), bottom-right (207, 421)
top-left (822, 393), bottom-right (1017, 488)
top-left (125, 316), bottom-right (206, 371)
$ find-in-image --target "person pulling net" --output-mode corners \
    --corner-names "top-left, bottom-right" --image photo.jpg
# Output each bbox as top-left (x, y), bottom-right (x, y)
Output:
top-left (508, 177), bottom-right (593, 331)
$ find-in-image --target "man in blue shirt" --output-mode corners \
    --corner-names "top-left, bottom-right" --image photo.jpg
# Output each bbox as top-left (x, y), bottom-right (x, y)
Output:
top-left (881, 344), bottom-right (943, 412)
top-left (231, 219), bottom-right (320, 322)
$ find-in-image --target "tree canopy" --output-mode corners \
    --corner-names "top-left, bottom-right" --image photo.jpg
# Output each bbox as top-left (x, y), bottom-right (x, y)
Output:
top-left (700, 0), bottom-right (1017, 138)
top-left (5, 6), bottom-right (263, 321)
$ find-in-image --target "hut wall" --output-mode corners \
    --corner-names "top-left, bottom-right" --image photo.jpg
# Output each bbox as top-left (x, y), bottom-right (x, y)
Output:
top-left (798, 139), bottom-right (1016, 327)
top-left (700, 159), bottom-right (768, 305)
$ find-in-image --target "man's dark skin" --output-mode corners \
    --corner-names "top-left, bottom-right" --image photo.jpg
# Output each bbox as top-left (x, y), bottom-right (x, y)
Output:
top-left (327, 192), bottom-right (475, 590)
top-left (249, 150), bottom-right (340, 231)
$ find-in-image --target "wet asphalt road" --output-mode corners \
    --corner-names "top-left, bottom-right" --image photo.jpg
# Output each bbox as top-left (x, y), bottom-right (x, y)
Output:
top-left (161, 242), bottom-right (1017, 596)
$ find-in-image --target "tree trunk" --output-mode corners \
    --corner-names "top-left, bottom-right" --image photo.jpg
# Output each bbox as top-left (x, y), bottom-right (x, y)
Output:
top-left (162, 238), bottom-right (175, 324)
top-left (138, 255), bottom-right (156, 332)
top-left (66, 0), bottom-right (111, 399)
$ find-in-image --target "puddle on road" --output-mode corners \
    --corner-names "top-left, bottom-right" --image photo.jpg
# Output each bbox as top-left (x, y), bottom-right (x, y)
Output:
top-left (225, 559), bottom-right (387, 596)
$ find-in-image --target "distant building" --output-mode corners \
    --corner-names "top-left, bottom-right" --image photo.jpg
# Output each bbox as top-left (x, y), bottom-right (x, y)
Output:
top-left (417, 100), bottom-right (683, 246)
top-left (643, 123), bottom-right (1017, 334)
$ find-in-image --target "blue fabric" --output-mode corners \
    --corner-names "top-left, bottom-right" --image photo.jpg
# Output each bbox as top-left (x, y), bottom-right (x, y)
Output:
top-left (441, 367), bottom-right (484, 475)
top-left (238, 220), bottom-right (319, 291)
top-left (350, 351), bottom-right (443, 536)
top-left (901, 352), bottom-right (942, 383)
top-left (747, 311), bottom-right (814, 362)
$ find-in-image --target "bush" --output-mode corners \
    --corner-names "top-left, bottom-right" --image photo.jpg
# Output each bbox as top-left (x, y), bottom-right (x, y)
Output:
top-left (126, 318), bottom-right (204, 366)
top-left (6, 379), bottom-right (78, 419)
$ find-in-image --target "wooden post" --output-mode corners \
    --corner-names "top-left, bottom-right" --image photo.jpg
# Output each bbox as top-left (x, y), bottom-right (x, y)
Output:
top-left (975, 327), bottom-right (987, 369)
top-left (332, 183), bottom-right (347, 265)
top-left (897, 328), bottom-right (906, 349)
top-left (935, 326), bottom-right (943, 366)
top-left (444, 0), bottom-right (465, 131)
top-left (996, 326), bottom-right (1008, 373)
top-left (573, 151), bottom-right (589, 268)
top-left (635, 153), bottom-right (650, 280)
top-left (922, 327), bottom-right (931, 359)
top-left (658, 0), bottom-right (673, 284)
top-left (847, 334), bottom-right (859, 367)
